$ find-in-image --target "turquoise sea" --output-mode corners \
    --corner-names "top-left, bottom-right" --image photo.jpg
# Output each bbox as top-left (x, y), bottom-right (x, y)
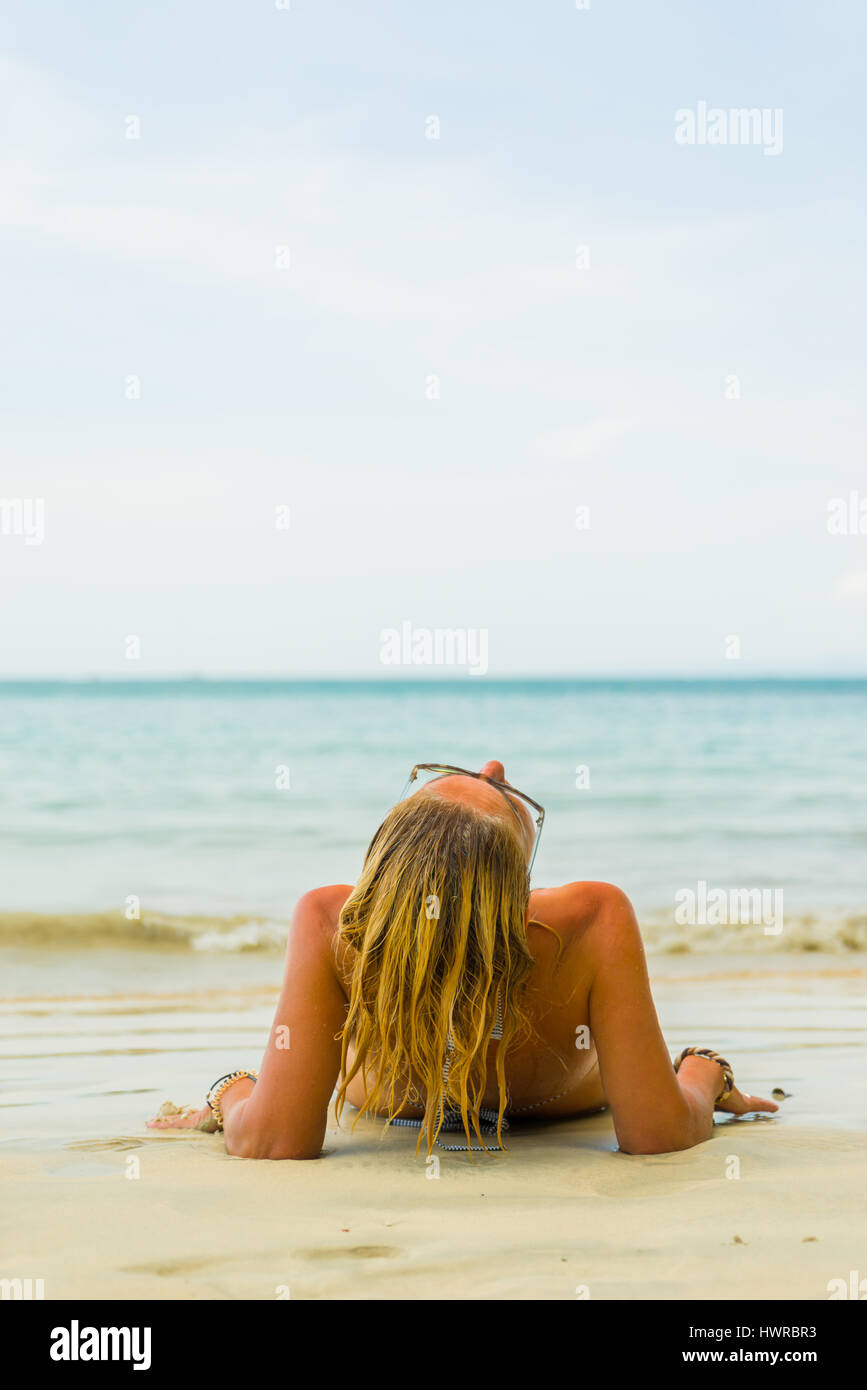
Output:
top-left (2, 679), bottom-right (866, 1158)
top-left (1, 679), bottom-right (865, 953)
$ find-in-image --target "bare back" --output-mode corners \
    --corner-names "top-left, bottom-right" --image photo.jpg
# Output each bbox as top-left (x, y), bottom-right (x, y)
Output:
top-left (332, 881), bottom-right (609, 1120)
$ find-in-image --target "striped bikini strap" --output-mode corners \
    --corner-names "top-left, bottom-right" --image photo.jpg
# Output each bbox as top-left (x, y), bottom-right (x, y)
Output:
top-left (392, 988), bottom-right (506, 1152)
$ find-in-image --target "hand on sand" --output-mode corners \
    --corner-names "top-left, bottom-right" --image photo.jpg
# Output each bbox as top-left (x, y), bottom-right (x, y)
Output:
top-left (715, 1085), bottom-right (779, 1117)
top-left (146, 1101), bottom-right (218, 1132)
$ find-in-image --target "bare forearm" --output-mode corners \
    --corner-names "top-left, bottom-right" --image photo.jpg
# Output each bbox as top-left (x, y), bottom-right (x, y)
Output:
top-left (673, 1055), bottom-right (723, 1146)
top-left (220, 1078), bottom-right (326, 1159)
top-left (219, 1079), bottom-right (258, 1155)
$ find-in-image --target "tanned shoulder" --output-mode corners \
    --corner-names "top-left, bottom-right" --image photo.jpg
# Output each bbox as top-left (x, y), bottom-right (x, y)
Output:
top-left (531, 880), bottom-right (634, 944)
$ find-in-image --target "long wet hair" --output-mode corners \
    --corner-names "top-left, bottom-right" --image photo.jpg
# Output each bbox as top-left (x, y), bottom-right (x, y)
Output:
top-left (334, 794), bottom-right (543, 1155)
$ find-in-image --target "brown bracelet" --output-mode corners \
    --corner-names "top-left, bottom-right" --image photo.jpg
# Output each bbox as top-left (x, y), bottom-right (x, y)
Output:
top-left (673, 1047), bottom-right (734, 1105)
top-left (206, 1068), bottom-right (259, 1130)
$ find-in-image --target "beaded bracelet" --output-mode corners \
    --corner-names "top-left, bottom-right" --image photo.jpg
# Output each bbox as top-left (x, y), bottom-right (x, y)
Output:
top-left (672, 1047), bottom-right (734, 1106)
top-left (206, 1069), bottom-right (259, 1130)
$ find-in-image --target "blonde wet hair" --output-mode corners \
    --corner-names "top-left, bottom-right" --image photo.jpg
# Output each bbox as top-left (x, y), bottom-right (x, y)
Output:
top-left (334, 794), bottom-right (543, 1155)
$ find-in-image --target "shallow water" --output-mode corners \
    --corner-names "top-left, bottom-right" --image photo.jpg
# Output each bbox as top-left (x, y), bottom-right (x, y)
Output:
top-left (0, 679), bottom-right (865, 951)
top-left (1, 952), bottom-right (864, 1151)
top-left (2, 681), bottom-right (865, 1152)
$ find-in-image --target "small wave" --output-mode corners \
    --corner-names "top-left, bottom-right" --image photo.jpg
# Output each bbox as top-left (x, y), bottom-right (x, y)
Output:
top-left (640, 910), bottom-right (867, 954)
top-left (1, 908), bottom-right (866, 954)
top-left (0, 910), bottom-right (290, 952)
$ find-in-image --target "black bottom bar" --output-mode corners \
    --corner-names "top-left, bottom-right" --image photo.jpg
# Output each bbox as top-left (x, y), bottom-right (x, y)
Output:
top-left (9, 1297), bottom-right (861, 1374)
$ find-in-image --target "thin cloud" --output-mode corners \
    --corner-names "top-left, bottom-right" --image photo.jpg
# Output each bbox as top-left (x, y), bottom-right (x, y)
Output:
top-left (837, 570), bottom-right (867, 602)
top-left (532, 419), bottom-right (635, 461)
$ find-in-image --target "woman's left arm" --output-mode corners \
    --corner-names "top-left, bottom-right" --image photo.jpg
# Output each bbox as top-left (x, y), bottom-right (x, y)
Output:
top-left (148, 888), bottom-right (348, 1158)
top-left (221, 889), bottom-right (348, 1159)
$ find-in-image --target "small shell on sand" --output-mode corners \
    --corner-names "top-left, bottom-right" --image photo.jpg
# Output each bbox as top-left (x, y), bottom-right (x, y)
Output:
top-left (771, 1088), bottom-right (791, 1099)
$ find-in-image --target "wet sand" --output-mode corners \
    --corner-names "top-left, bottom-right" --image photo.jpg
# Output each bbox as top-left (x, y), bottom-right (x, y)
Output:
top-left (1, 951), bottom-right (865, 1300)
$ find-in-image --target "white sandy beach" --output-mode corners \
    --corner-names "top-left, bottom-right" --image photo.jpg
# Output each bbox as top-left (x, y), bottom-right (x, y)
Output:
top-left (5, 1111), bottom-right (865, 1302)
top-left (2, 949), bottom-right (865, 1300)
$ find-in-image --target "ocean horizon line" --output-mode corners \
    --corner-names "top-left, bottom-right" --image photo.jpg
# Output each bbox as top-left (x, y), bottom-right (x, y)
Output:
top-left (1, 674), bottom-right (867, 690)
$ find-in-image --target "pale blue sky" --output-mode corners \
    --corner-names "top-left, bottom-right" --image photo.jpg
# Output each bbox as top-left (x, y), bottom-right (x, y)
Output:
top-left (1, 1), bottom-right (866, 675)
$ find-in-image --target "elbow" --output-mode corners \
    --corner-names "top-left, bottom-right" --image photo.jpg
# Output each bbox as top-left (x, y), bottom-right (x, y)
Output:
top-left (225, 1132), bottom-right (323, 1161)
top-left (618, 1134), bottom-right (691, 1156)
top-left (614, 1095), bottom-right (713, 1155)
top-left (616, 1119), bottom-right (711, 1156)
top-left (265, 1146), bottom-right (323, 1161)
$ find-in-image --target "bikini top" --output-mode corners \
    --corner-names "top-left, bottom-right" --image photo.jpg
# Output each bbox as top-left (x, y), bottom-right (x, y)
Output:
top-left (392, 919), bottom-right (553, 1153)
top-left (391, 988), bottom-right (506, 1152)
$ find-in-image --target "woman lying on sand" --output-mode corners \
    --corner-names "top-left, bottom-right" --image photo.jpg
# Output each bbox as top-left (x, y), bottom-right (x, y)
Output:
top-left (148, 761), bottom-right (778, 1156)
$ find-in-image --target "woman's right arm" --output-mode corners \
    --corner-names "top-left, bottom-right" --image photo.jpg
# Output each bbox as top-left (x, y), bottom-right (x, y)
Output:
top-left (583, 885), bottom-right (777, 1154)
